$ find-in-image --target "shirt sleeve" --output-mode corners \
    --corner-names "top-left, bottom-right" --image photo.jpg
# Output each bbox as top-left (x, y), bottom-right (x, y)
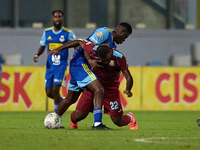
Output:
top-left (39, 30), bottom-right (46, 46)
top-left (68, 31), bottom-right (76, 41)
top-left (83, 42), bottom-right (96, 54)
top-left (89, 28), bottom-right (109, 44)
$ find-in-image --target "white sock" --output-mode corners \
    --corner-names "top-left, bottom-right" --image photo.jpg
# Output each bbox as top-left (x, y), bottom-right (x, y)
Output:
top-left (94, 122), bottom-right (101, 127)
top-left (127, 113), bottom-right (133, 120)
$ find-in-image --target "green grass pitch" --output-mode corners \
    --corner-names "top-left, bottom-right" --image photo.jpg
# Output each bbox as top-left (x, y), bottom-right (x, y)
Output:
top-left (0, 111), bottom-right (200, 150)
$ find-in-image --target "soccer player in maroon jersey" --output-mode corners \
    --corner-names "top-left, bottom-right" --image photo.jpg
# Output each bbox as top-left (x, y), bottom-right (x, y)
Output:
top-left (47, 39), bottom-right (138, 130)
top-left (69, 40), bottom-right (138, 130)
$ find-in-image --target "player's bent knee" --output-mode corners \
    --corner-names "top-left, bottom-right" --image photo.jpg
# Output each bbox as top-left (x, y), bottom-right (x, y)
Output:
top-left (52, 89), bottom-right (60, 95)
top-left (111, 116), bottom-right (123, 127)
top-left (62, 99), bottom-right (73, 106)
top-left (46, 92), bottom-right (53, 98)
top-left (113, 121), bottom-right (123, 127)
top-left (94, 86), bottom-right (105, 95)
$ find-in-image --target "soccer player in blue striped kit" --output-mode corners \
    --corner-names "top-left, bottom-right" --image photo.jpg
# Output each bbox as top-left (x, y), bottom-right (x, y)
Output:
top-left (47, 22), bottom-right (132, 130)
top-left (33, 10), bottom-right (77, 128)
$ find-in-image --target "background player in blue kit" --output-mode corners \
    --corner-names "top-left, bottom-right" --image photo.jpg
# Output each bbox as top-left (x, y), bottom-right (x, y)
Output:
top-left (33, 10), bottom-right (77, 128)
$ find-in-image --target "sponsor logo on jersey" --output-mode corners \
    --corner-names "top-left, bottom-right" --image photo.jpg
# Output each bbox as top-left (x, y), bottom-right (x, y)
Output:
top-left (109, 60), bottom-right (115, 66)
top-left (49, 43), bottom-right (63, 50)
top-left (96, 32), bottom-right (102, 37)
top-left (59, 35), bottom-right (65, 42)
top-left (47, 36), bottom-right (53, 40)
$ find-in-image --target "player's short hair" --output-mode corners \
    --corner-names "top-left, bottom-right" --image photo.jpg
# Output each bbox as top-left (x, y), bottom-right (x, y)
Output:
top-left (96, 44), bottom-right (110, 59)
top-left (52, 10), bottom-right (64, 16)
top-left (119, 22), bottom-right (132, 34)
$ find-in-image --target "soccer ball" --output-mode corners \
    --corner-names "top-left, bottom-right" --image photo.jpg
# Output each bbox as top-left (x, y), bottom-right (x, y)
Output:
top-left (44, 112), bottom-right (61, 129)
top-left (197, 119), bottom-right (200, 126)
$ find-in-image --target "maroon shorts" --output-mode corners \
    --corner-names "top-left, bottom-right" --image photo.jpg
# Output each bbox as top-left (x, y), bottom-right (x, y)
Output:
top-left (76, 89), bottom-right (123, 116)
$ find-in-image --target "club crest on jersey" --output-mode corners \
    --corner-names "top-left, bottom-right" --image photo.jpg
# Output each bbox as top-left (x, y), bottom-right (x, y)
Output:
top-left (96, 32), bottom-right (102, 37)
top-left (59, 35), bottom-right (65, 42)
top-left (109, 60), bottom-right (115, 66)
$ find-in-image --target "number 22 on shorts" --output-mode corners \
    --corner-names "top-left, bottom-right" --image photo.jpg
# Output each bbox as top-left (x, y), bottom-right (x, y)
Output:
top-left (110, 101), bottom-right (119, 110)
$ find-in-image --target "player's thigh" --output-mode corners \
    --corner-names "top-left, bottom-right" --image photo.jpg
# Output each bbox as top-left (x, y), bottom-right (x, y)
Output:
top-left (45, 69), bottom-right (54, 88)
top-left (76, 90), bottom-right (94, 112)
top-left (87, 79), bottom-right (104, 92)
top-left (103, 90), bottom-right (124, 116)
top-left (104, 91), bottom-right (124, 125)
top-left (66, 90), bottom-right (82, 104)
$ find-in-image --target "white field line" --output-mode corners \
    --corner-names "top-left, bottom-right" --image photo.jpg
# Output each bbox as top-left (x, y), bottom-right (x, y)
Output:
top-left (134, 137), bottom-right (198, 144)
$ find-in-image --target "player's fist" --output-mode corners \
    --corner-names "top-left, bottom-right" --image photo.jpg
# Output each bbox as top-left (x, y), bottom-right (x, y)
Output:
top-left (123, 90), bottom-right (133, 97)
top-left (33, 55), bottom-right (38, 62)
top-left (88, 59), bottom-right (103, 70)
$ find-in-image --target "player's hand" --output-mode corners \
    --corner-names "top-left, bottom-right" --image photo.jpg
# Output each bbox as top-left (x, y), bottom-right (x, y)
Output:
top-left (33, 55), bottom-right (38, 62)
top-left (46, 49), bottom-right (60, 56)
top-left (88, 59), bottom-right (103, 69)
top-left (123, 90), bottom-right (133, 97)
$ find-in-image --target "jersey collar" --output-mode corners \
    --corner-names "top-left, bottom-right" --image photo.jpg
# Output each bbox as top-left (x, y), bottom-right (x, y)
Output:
top-left (52, 26), bottom-right (63, 34)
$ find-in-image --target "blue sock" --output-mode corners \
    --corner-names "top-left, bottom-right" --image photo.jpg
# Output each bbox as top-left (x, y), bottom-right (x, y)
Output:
top-left (61, 97), bottom-right (64, 101)
top-left (54, 98), bottom-right (64, 116)
top-left (94, 109), bottom-right (102, 126)
top-left (54, 103), bottom-right (59, 113)
top-left (60, 98), bottom-right (64, 117)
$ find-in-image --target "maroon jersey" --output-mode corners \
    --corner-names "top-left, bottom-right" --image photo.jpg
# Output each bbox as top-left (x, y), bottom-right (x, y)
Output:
top-left (83, 42), bottom-right (128, 90)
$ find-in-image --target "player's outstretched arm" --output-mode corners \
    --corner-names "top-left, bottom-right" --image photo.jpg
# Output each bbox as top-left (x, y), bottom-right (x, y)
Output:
top-left (33, 46), bottom-right (46, 62)
top-left (70, 46), bottom-right (79, 60)
top-left (46, 39), bottom-right (87, 56)
top-left (122, 69), bottom-right (133, 97)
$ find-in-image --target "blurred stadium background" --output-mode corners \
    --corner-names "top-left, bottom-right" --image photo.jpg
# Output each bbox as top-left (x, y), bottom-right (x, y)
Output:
top-left (1, 0), bottom-right (200, 66)
top-left (1, 0), bottom-right (200, 111)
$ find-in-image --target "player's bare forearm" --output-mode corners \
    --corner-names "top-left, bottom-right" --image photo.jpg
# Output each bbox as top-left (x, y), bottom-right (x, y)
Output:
top-left (46, 39), bottom-right (86, 56)
top-left (126, 75), bottom-right (133, 91)
top-left (122, 69), bottom-right (133, 97)
top-left (33, 46), bottom-right (45, 62)
top-left (37, 46), bottom-right (46, 56)
top-left (73, 46), bottom-right (78, 55)
top-left (70, 46), bottom-right (78, 60)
